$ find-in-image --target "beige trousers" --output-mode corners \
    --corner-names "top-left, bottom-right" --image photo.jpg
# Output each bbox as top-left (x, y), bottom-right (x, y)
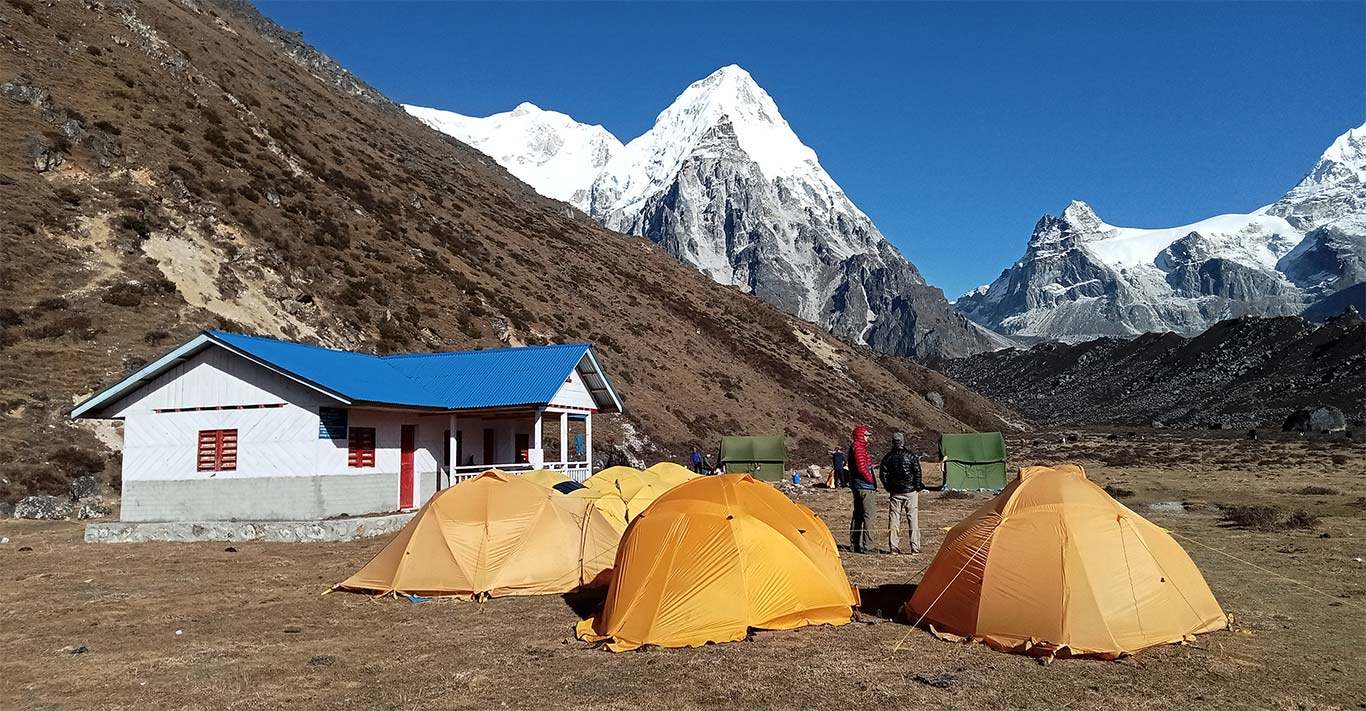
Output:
top-left (889, 492), bottom-right (921, 554)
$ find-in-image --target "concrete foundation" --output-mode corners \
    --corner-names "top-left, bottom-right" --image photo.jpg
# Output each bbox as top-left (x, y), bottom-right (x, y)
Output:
top-left (84, 512), bottom-right (414, 544)
top-left (119, 471), bottom-right (439, 523)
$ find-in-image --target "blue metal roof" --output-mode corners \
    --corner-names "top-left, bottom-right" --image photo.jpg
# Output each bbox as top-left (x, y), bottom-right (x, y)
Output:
top-left (70, 331), bottom-right (622, 418)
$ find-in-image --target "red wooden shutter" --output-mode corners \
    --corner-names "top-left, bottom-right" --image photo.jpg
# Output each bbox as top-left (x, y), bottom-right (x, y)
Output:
top-left (197, 429), bottom-right (238, 472)
top-left (348, 427), bottom-right (376, 468)
top-left (197, 430), bottom-right (218, 472)
top-left (218, 430), bottom-right (237, 471)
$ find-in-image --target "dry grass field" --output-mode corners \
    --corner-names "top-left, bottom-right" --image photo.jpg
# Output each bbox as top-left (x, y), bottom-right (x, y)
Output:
top-left (2, 430), bottom-right (1363, 710)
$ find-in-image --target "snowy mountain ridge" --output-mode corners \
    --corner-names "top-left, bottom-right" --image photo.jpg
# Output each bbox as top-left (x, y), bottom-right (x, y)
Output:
top-left (404, 102), bottom-right (621, 204)
top-left (957, 122), bottom-right (1366, 342)
top-left (407, 65), bottom-right (1000, 359)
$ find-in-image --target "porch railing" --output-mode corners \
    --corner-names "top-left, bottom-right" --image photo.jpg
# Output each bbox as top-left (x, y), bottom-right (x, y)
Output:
top-left (443, 461), bottom-right (592, 488)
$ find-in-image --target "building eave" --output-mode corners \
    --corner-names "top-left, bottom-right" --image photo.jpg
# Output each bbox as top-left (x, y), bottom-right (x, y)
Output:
top-left (68, 332), bottom-right (353, 420)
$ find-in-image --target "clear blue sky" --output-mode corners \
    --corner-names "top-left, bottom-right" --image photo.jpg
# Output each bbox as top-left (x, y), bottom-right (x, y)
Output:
top-left (258, 1), bottom-right (1365, 298)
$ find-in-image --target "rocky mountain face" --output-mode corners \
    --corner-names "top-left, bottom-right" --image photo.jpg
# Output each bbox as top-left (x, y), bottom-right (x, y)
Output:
top-left (406, 66), bottom-right (1002, 360)
top-left (943, 311), bottom-right (1365, 430)
top-left (0, 0), bottom-right (1018, 503)
top-left (957, 124), bottom-right (1366, 342)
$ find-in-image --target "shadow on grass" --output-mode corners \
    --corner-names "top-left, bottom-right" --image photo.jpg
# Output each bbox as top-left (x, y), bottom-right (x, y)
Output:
top-left (562, 586), bottom-right (607, 620)
top-left (858, 583), bottom-right (917, 621)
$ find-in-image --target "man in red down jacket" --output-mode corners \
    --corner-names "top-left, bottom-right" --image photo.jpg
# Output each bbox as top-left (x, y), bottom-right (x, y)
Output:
top-left (847, 425), bottom-right (877, 553)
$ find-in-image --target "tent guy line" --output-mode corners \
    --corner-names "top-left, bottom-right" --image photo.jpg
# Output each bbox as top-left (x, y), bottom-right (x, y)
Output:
top-left (1169, 530), bottom-right (1357, 606)
top-left (891, 532), bottom-right (993, 654)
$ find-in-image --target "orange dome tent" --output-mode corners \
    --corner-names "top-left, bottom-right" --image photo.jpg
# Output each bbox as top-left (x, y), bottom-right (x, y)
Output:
top-left (334, 470), bottom-right (620, 599)
top-left (903, 464), bottom-right (1227, 658)
top-left (577, 474), bottom-right (858, 651)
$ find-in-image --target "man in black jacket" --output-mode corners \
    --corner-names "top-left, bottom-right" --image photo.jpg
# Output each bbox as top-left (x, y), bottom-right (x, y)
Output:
top-left (879, 432), bottom-right (924, 555)
top-left (831, 449), bottom-right (848, 488)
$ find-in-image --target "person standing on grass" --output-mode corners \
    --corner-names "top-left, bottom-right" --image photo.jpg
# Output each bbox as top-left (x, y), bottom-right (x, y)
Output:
top-left (879, 432), bottom-right (924, 555)
top-left (847, 425), bottom-right (877, 554)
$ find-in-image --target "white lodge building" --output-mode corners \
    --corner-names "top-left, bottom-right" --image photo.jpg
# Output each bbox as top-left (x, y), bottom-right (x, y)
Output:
top-left (70, 331), bottom-right (624, 522)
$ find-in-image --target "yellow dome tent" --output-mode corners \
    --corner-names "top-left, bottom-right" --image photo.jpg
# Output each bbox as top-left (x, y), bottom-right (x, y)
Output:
top-left (577, 474), bottom-right (859, 651)
top-left (623, 480), bottom-right (674, 521)
top-left (334, 470), bottom-right (620, 599)
top-left (519, 469), bottom-right (574, 489)
top-left (567, 485), bottom-right (629, 534)
top-left (518, 469), bottom-right (587, 494)
top-left (903, 464), bottom-right (1227, 658)
top-left (577, 463), bottom-right (700, 528)
top-left (643, 461), bottom-right (701, 486)
top-left (581, 465), bottom-right (650, 499)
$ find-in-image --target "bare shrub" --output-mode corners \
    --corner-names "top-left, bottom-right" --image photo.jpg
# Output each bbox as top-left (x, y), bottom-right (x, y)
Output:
top-left (1220, 504), bottom-right (1320, 531)
top-left (1295, 485), bottom-right (1340, 496)
top-left (1104, 484), bottom-right (1135, 499)
top-left (1284, 510), bottom-right (1319, 530)
top-left (1220, 505), bottom-right (1282, 531)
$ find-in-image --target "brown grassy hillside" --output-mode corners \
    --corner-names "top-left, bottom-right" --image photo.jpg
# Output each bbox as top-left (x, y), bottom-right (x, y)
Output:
top-left (0, 0), bottom-right (1018, 502)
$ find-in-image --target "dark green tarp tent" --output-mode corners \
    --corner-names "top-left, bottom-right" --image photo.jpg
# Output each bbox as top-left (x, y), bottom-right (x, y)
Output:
top-left (941, 432), bottom-right (1008, 491)
top-left (718, 436), bottom-right (786, 482)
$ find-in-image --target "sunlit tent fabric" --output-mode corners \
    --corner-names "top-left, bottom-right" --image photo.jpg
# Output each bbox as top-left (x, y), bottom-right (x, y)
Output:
top-left (567, 486), bottom-right (629, 534)
top-left (581, 466), bottom-right (650, 499)
top-left (903, 464), bottom-right (1227, 658)
top-left (623, 480), bottom-right (673, 521)
top-left (334, 470), bottom-right (619, 599)
top-left (718, 435), bottom-right (786, 481)
top-left (577, 474), bottom-right (858, 651)
top-left (940, 432), bottom-right (1008, 490)
top-left (643, 461), bottom-right (701, 486)
top-left (576, 463), bottom-right (698, 529)
top-left (520, 469), bottom-right (585, 494)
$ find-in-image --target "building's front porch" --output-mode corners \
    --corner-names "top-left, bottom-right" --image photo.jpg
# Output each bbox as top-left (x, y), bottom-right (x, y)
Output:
top-left (432, 405), bottom-right (595, 487)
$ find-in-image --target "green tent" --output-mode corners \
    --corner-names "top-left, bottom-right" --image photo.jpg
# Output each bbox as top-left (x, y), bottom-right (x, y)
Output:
top-left (718, 436), bottom-right (786, 482)
top-left (940, 432), bottom-right (1008, 491)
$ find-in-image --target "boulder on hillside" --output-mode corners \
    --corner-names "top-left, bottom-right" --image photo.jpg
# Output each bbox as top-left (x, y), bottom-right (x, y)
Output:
top-left (77, 500), bottom-right (114, 520)
top-left (925, 391), bottom-right (945, 409)
top-left (14, 495), bottom-right (74, 520)
top-left (70, 475), bottom-right (104, 501)
top-left (1282, 406), bottom-right (1347, 433)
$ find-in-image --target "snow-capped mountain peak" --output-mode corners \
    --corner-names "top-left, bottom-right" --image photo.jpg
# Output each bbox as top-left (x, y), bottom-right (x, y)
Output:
top-left (588, 65), bottom-right (848, 219)
top-left (406, 65), bottom-right (1001, 359)
top-left (403, 102), bottom-right (622, 203)
top-left (1266, 121), bottom-right (1366, 232)
top-left (1307, 122), bottom-right (1366, 186)
top-left (1062, 200), bottom-right (1106, 235)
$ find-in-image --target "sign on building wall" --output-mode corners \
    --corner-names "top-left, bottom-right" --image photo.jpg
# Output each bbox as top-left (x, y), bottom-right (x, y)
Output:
top-left (318, 407), bottom-right (348, 439)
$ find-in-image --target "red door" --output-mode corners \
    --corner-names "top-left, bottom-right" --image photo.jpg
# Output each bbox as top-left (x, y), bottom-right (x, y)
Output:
top-left (400, 425), bottom-right (417, 509)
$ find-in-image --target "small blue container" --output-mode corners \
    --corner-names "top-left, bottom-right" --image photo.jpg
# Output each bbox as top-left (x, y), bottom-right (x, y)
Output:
top-left (791, 471), bottom-right (801, 485)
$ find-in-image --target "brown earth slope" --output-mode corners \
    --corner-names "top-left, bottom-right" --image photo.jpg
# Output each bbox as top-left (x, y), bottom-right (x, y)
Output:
top-left (0, 0), bottom-right (1018, 503)
top-left (943, 312), bottom-right (1365, 430)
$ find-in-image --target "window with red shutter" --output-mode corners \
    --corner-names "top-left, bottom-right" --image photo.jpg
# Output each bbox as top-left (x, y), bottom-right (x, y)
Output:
top-left (348, 427), bottom-right (376, 468)
top-left (197, 429), bottom-right (238, 472)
